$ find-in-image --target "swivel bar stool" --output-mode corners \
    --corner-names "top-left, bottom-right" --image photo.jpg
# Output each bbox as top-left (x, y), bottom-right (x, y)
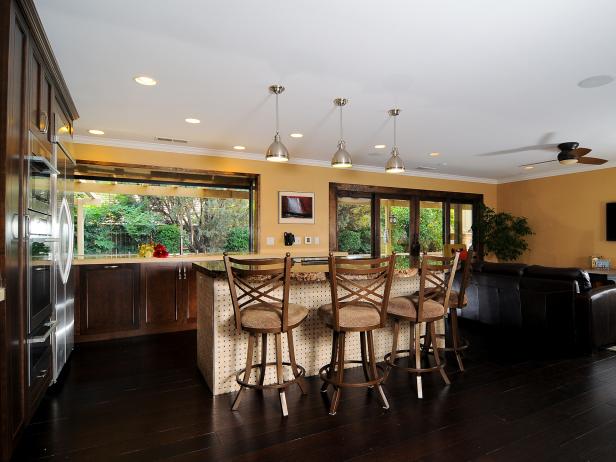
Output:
top-left (385, 253), bottom-right (459, 398)
top-left (435, 249), bottom-right (474, 371)
top-left (224, 253), bottom-right (308, 417)
top-left (318, 253), bottom-right (395, 415)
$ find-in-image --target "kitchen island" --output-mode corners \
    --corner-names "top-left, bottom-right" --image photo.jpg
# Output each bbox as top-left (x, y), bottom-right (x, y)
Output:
top-left (193, 257), bottom-right (428, 395)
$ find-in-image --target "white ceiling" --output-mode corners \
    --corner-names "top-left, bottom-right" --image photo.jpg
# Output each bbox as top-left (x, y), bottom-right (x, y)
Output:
top-left (36, 0), bottom-right (616, 181)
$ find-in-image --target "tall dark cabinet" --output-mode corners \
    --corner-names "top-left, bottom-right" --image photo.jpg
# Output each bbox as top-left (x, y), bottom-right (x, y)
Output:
top-left (0, 1), bottom-right (78, 460)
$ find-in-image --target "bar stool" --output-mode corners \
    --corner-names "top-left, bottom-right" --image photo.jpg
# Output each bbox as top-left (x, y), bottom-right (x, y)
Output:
top-left (439, 249), bottom-right (474, 371)
top-left (384, 253), bottom-right (460, 398)
top-left (223, 253), bottom-right (308, 417)
top-left (318, 253), bottom-right (395, 416)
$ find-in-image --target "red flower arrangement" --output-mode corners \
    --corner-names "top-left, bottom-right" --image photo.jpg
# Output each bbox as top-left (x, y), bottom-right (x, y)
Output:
top-left (153, 243), bottom-right (169, 258)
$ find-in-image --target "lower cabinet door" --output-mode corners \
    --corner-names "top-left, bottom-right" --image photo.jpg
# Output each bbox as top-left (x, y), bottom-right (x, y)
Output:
top-left (79, 264), bottom-right (140, 335)
top-left (142, 263), bottom-right (181, 327)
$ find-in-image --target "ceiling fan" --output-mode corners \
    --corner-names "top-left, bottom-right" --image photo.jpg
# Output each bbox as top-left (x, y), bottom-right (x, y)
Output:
top-left (521, 142), bottom-right (608, 168)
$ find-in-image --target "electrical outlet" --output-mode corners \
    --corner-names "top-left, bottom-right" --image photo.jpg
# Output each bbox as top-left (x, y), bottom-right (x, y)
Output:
top-left (266, 236), bottom-right (275, 246)
top-left (294, 236), bottom-right (302, 245)
top-left (304, 236), bottom-right (312, 244)
top-left (314, 236), bottom-right (320, 246)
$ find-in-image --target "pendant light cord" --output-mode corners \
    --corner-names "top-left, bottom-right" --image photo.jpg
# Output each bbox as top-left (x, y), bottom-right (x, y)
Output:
top-left (393, 113), bottom-right (397, 151)
top-left (339, 105), bottom-right (344, 141)
top-left (275, 93), bottom-right (280, 135)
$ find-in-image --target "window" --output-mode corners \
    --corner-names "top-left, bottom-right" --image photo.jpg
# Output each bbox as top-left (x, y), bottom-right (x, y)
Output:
top-left (450, 202), bottom-right (474, 248)
top-left (380, 199), bottom-right (411, 268)
top-left (420, 200), bottom-right (444, 255)
top-left (336, 196), bottom-right (372, 256)
top-left (73, 164), bottom-right (257, 257)
top-left (330, 183), bottom-right (482, 261)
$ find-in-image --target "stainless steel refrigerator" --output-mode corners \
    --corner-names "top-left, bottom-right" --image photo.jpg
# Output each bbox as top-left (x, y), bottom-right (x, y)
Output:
top-left (52, 112), bottom-right (76, 383)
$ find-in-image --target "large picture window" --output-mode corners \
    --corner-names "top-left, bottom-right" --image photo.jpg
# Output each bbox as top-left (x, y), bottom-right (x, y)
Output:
top-left (74, 163), bottom-right (258, 257)
top-left (330, 183), bottom-right (481, 261)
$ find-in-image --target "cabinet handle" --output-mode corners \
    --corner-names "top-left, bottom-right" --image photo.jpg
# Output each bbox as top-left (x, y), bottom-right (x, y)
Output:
top-left (103, 265), bottom-right (119, 269)
top-left (178, 266), bottom-right (182, 280)
top-left (183, 266), bottom-right (187, 279)
top-left (39, 111), bottom-right (49, 134)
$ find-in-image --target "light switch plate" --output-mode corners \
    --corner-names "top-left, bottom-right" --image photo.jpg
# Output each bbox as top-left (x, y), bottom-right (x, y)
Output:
top-left (304, 236), bottom-right (312, 244)
top-left (266, 236), bottom-right (275, 246)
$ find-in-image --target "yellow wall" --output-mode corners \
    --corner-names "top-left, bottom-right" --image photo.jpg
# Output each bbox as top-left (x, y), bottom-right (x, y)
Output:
top-left (498, 167), bottom-right (616, 267)
top-left (72, 143), bottom-right (497, 253)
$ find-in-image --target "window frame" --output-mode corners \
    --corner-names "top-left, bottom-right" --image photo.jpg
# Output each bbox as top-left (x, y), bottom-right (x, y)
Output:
top-left (329, 182), bottom-right (483, 258)
top-left (74, 160), bottom-right (260, 254)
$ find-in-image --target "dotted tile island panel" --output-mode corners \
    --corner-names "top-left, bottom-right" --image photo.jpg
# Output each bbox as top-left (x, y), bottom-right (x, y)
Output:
top-left (198, 274), bottom-right (447, 396)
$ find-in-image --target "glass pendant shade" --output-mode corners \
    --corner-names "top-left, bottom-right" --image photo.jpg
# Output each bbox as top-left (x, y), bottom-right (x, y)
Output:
top-left (385, 146), bottom-right (405, 173)
top-left (266, 85), bottom-right (289, 162)
top-left (331, 140), bottom-right (352, 168)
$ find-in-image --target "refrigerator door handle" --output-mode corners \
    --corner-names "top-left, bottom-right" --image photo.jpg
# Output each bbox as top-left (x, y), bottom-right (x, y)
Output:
top-left (58, 197), bottom-right (74, 285)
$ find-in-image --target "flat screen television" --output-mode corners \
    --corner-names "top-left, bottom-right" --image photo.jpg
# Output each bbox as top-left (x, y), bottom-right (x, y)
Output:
top-left (607, 203), bottom-right (616, 241)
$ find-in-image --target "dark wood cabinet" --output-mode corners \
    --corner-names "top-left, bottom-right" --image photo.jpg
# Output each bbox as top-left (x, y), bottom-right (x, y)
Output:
top-left (78, 264), bottom-right (140, 336)
top-left (143, 262), bottom-right (182, 327)
top-left (1, 1), bottom-right (78, 460)
top-left (143, 262), bottom-right (198, 326)
top-left (75, 262), bottom-right (197, 343)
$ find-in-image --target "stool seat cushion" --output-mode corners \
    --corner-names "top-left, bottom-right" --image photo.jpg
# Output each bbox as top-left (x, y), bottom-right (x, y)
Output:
top-left (241, 303), bottom-right (308, 331)
top-left (418, 289), bottom-right (469, 309)
top-left (387, 296), bottom-right (446, 321)
top-left (445, 290), bottom-right (468, 309)
top-left (318, 303), bottom-right (381, 330)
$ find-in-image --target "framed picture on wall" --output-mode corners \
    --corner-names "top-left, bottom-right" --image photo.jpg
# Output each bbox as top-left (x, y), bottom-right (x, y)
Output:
top-left (278, 191), bottom-right (315, 224)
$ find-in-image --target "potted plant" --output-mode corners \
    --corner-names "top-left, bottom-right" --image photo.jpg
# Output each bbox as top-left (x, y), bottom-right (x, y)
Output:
top-left (472, 204), bottom-right (533, 261)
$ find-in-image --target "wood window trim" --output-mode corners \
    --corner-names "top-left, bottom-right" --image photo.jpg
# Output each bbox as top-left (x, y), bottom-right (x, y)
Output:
top-left (329, 182), bottom-right (483, 256)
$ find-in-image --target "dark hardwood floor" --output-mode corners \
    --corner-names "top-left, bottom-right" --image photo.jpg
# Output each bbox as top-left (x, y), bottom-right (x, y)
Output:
top-left (12, 322), bottom-right (616, 461)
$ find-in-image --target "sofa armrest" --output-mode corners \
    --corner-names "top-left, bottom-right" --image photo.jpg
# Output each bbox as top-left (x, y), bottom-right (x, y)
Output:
top-left (576, 285), bottom-right (616, 350)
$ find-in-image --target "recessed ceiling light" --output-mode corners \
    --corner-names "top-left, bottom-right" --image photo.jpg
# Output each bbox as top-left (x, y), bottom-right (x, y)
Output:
top-left (524, 165), bottom-right (534, 170)
top-left (429, 152), bottom-right (440, 157)
top-left (233, 145), bottom-right (246, 150)
top-left (134, 75), bottom-right (157, 86)
top-left (578, 75), bottom-right (614, 88)
top-left (88, 129), bottom-right (105, 135)
top-left (185, 118), bottom-right (200, 124)
top-left (290, 133), bottom-right (303, 138)
top-left (374, 144), bottom-right (386, 149)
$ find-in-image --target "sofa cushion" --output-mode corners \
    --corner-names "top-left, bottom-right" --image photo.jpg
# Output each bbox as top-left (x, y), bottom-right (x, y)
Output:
top-left (480, 262), bottom-right (528, 277)
top-left (524, 265), bottom-right (592, 292)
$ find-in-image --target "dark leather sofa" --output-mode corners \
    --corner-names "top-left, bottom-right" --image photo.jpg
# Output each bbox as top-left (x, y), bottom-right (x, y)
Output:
top-left (457, 262), bottom-right (616, 351)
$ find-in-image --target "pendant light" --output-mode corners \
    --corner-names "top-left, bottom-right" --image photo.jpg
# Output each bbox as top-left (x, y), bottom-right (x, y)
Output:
top-left (385, 108), bottom-right (405, 174)
top-left (266, 84), bottom-right (289, 162)
top-left (331, 98), bottom-right (352, 168)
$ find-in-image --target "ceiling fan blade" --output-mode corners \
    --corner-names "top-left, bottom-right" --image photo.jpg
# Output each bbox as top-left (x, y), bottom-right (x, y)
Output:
top-left (478, 144), bottom-right (558, 157)
top-left (520, 160), bottom-right (558, 167)
top-left (571, 147), bottom-right (592, 157)
top-left (577, 157), bottom-right (607, 165)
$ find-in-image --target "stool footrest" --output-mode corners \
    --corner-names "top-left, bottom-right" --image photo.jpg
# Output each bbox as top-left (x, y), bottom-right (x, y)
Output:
top-left (235, 362), bottom-right (306, 390)
top-left (319, 360), bottom-right (386, 388)
top-left (384, 349), bottom-right (447, 373)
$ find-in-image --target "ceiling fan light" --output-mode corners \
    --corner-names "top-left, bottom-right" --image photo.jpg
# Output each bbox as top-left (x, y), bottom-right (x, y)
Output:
top-left (557, 151), bottom-right (578, 165)
top-left (331, 141), bottom-right (353, 168)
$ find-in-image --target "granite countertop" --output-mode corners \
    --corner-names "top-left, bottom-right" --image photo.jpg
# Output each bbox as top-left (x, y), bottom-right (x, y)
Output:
top-left (72, 250), bottom-right (346, 266)
top-left (193, 260), bottom-right (419, 281)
